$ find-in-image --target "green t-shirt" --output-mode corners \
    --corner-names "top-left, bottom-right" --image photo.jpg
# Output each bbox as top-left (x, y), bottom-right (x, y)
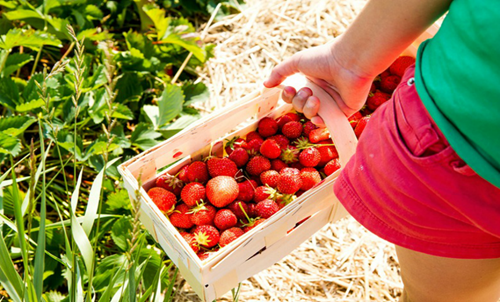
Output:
top-left (414, 0), bottom-right (500, 188)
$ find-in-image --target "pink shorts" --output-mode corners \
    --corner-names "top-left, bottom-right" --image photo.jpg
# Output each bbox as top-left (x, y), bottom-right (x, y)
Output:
top-left (334, 65), bottom-right (500, 259)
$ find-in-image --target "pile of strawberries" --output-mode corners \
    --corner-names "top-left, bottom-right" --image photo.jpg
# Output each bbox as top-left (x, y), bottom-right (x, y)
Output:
top-left (146, 55), bottom-right (415, 262)
top-left (349, 55), bottom-right (416, 137)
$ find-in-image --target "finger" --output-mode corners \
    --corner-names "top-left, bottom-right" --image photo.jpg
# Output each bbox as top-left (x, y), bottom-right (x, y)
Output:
top-left (281, 86), bottom-right (296, 104)
top-left (263, 55), bottom-right (300, 88)
top-left (292, 87), bottom-right (312, 113)
top-left (302, 95), bottom-right (320, 120)
top-left (311, 116), bottom-right (325, 127)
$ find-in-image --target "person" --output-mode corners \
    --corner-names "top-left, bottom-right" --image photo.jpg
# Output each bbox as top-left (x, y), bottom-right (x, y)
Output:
top-left (264, 0), bottom-right (500, 301)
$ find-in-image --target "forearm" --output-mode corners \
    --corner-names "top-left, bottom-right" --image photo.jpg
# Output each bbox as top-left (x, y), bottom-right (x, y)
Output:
top-left (334, 0), bottom-right (452, 78)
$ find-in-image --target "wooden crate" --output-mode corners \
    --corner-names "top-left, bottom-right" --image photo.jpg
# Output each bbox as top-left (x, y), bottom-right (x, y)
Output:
top-left (118, 26), bottom-right (436, 301)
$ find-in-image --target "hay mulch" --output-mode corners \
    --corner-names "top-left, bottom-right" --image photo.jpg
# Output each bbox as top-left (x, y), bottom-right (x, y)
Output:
top-left (173, 0), bottom-right (404, 300)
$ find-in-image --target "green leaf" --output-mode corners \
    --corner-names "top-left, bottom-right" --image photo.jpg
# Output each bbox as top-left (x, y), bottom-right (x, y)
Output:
top-left (76, 28), bottom-right (108, 41)
top-left (3, 9), bottom-right (43, 21)
top-left (183, 81), bottom-right (209, 106)
top-left (157, 83), bottom-right (184, 128)
top-left (0, 75), bottom-right (19, 110)
top-left (0, 132), bottom-right (21, 156)
top-left (124, 31), bottom-right (154, 59)
top-left (85, 4), bottom-right (104, 20)
top-left (112, 103), bottom-right (134, 120)
top-left (2, 53), bottom-right (33, 76)
top-left (15, 99), bottom-right (45, 112)
top-left (111, 217), bottom-right (133, 251)
top-left (0, 29), bottom-right (62, 50)
top-left (115, 72), bottom-right (143, 103)
top-left (106, 189), bottom-right (131, 211)
top-left (85, 65), bottom-right (107, 89)
top-left (0, 115), bottom-right (36, 137)
top-left (93, 254), bottom-right (127, 291)
top-left (131, 123), bottom-right (162, 151)
top-left (0, 231), bottom-right (24, 301)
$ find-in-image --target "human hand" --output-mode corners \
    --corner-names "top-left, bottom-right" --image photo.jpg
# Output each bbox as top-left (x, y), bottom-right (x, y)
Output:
top-left (264, 41), bottom-right (374, 125)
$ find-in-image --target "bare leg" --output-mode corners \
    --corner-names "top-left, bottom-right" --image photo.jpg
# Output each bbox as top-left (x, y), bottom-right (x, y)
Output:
top-left (396, 245), bottom-right (500, 302)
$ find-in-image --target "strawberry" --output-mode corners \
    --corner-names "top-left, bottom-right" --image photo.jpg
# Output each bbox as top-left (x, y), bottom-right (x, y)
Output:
top-left (244, 138), bottom-right (264, 155)
top-left (348, 112), bottom-right (363, 129)
top-left (178, 165), bottom-right (190, 183)
top-left (282, 121), bottom-right (303, 139)
top-left (214, 209), bottom-right (238, 231)
top-left (237, 180), bottom-right (256, 202)
top-left (317, 140), bottom-right (338, 166)
top-left (277, 112), bottom-right (300, 128)
top-left (277, 168), bottom-right (302, 194)
top-left (390, 56), bottom-right (416, 77)
top-left (370, 82), bottom-right (377, 93)
top-left (367, 91), bottom-right (391, 111)
top-left (228, 201), bottom-right (249, 220)
top-left (197, 251), bottom-right (211, 261)
top-left (190, 203), bottom-right (217, 226)
top-left (260, 139), bottom-right (281, 159)
top-left (192, 225), bottom-right (220, 248)
top-left (300, 168), bottom-right (322, 191)
top-left (228, 147), bottom-right (249, 167)
top-left (258, 117), bottom-right (279, 137)
top-left (206, 176), bottom-right (239, 208)
top-left (380, 75), bottom-right (401, 93)
top-left (289, 161), bottom-right (304, 170)
top-left (269, 134), bottom-right (289, 149)
top-left (219, 227), bottom-right (244, 247)
top-left (225, 137), bottom-right (246, 155)
top-left (299, 147), bottom-right (321, 167)
top-left (280, 145), bottom-right (299, 164)
top-left (187, 161), bottom-right (209, 184)
top-left (254, 186), bottom-right (278, 202)
top-left (303, 121), bottom-right (318, 136)
top-left (260, 170), bottom-right (279, 188)
top-left (207, 157), bottom-right (238, 178)
top-left (247, 203), bottom-right (257, 218)
top-left (379, 69), bottom-right (391, 82)
top-left (246, 131), bottom-right (263, 142)
top-left (355, 116), bottom-right (370, 138)
top-left (180, 182), bottom-right (206, 207)
top-left (180, 232), bottom-right (199, 253)
top-left (309, 128), bottom-right (330, 143)
top-left (271, 159), bottom-right (288, 172)
top-left (242, 218), bottom-right (266, 233)
top-left (155, 173), bottom-right (184, 196)
top-left (255, 199), bottom-right (280, 219)
top-left (324, 158), bottom-right (341, 176)
top-left (246, 155), bottom-right (271, 176)
top-left (169, 204), bottom-right (194, 229)
top-left (147, 187), bottom-right (177, 214)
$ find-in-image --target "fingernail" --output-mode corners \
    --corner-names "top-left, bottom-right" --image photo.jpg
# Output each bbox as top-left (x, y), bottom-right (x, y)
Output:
top-left (297, 90), bottom-right (308, 99)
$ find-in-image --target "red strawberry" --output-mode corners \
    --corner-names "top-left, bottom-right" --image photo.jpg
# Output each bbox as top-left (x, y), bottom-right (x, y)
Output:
top-left (280, 145), bottom-right (299, 164)
top-left (260, 170), bottom-right (279, 188)
top-left (180, 232), bottom-right (199, 253)
top-left (246, 131), bottom-right (263, 142)
top-left (207, 157), bottom-right (238, 178)
top-left (258, 117), bottom-right (279, 137)
top-left (244, 138), bottom-right (264, 155)
top-left (237, 180), bottom-right (256, 202)
top-left (187, 161), bottom-right (209, 184)
top-left (169, 204), bottom-right (194, 229)
top-left (260, 139), bottom-right (281, 159)
top-left (390, 56), bottom-right (416, 77)
top-left (282, 121), bottom-right (303, 139)
top-left (309, 128), bottom-right (330, 143)
top-left (242, 218), bottom-right (266, 233)
top-left (300, 168), bottom-right (322, 191)
top-left (246, 155), bottom-right (271, 176)
top-left (214, 209), bottom-right (238, 231)
top-left (317, 140), bottom-right (338, 166)
top-left (190, 203), bottom-right (217, 226)
top-left (180, 182), bottom-right (206, 207)
top-left (370, 82), bottom-right (377, 93)
top-left (228, 147), bottom-right (249, 167)
top-left (206, 176), bottom-right (239, 208)
top-left (379, 69), bottom-right (391, 82)
top-left (303, 121), bottom-right (318, 136)
top-left (367, 91), bottom-right (391, 111)
top-left (155, 173), bottom-right (184, 196)
top-left (197, 251), bottom-right (211, 261)
top-left (299, 147), bottom-right (321, 167)
top-left (247, 203), bottom-right (257, 218)
top-left (380, 75), bottom-right (401, 93)
top-left (348, 112), bottom-right (363, 129)
top-left (254, 186), bottom-right (278, 202)
top-left (276, 112), bottom-right (300, 129)
top-left (355, 116), bottom-right (370, 138)
top-left (227, 201), bottom-right (249, 220)
top-left (225, 137), bottom-right (246, 155)
top-left (277, 168), bottom-right (302, 194)
top-left (255, 199), bottom-right (280, 219)
top-left (324, 158), bottom-right (341, 176)
top-left (192, 225), bottom-right (220, 248)
top-left (271, 159), bottom-right (288, 172)
top-left (147, 187), bottom-right (177, 214)
top-left (178, 165), bottom-right (190, 183)
top-left (219, 227), bottom-right (244, 247)
top-left (289, 161), bottom-right (304, 170)
top-left (269, 134), bottom-right (289, 149)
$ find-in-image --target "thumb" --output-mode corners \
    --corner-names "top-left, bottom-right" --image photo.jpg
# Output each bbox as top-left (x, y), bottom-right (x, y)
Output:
top-left (263, 55), bottom-right (300, 88)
